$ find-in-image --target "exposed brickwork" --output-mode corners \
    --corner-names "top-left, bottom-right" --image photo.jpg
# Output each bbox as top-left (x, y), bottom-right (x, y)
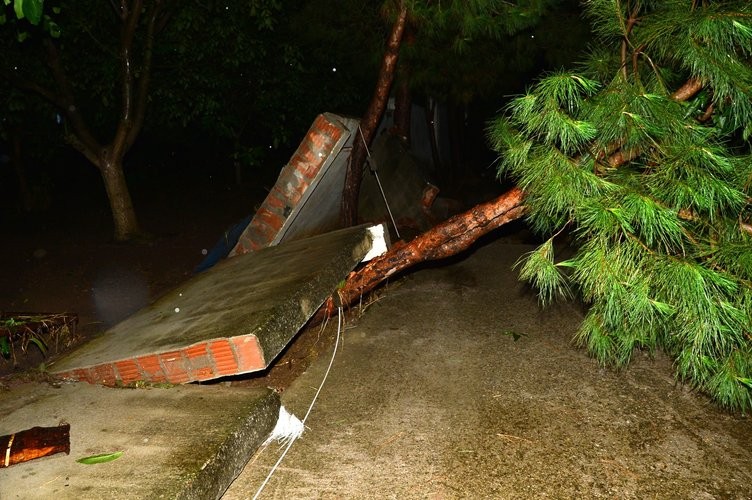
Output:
top-left (55, 334), bottom-right (267, 386)
top-left (229, 113), bottom-right (348, 257)
top-left (114, 359), bottom-right (141, 384)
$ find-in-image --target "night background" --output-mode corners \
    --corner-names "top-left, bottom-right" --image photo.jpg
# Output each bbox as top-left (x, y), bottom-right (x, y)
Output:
top-left (0, 0), bottom-right (589, 226)
top-left (0, 0), bottom-right (588, 363)
top-left (1, 2), bottom-right (752, 493)
top-left (3, 0), bottom-right (752, 414)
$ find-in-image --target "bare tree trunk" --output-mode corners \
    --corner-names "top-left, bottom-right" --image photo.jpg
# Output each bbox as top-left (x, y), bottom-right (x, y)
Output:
top-left (393, 77), bottom-right (412, 144)
top-left (317, 79), bottom-right (706, 323)
top-left (341, 1), bottom-right (408, 226)
top-left (0, 424), bottom-right (70, 468)
top-left (1, 0), bottom-right (169, 241)
top-left (99, 157), bottom-right (140, 241)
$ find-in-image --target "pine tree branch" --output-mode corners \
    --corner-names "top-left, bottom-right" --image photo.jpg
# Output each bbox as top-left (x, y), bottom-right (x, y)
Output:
top-left (604, 77), bottom-right (704, 169)
top-left (341, 0), bottom-right (408, 226)
top-left (670, 77), bottom-right (703, 102)
top-left (317, 186), bottom-right (526, 321)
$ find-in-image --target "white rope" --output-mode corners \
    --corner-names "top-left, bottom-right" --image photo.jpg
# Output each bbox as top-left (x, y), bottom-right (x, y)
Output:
top-left (252, 307), bottom-right (344, 500)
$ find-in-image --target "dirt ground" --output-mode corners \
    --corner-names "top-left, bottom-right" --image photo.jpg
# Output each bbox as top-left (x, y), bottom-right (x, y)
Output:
top-left (2, 167), bottom-right (752, 498)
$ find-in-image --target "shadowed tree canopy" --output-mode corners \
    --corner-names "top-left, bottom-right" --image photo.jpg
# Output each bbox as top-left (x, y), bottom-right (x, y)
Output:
top-left (0, 0), bottom-right (300, 240)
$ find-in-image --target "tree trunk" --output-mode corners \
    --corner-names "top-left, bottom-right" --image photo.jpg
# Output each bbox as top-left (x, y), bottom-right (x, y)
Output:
top-left (341, 1), bottom-right (408, 226)
top-left (318, 187), bottom-right (526, 321)
top-left (393, 78), bottom-right (412, 144)
top-left (424, 98), bottom-right (443, 179)
top-left (99, 157), bottom-right (140, 241)
top-left (322, 79), bottom-right (706, 321)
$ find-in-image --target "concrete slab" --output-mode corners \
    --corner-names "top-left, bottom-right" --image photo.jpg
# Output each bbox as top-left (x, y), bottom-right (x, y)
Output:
top-left (49, 225), bottom-right (377, 385)
top-left (0, 381), bottom-right (280, 499)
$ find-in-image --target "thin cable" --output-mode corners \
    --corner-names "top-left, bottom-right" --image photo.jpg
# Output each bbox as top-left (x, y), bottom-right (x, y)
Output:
top-left (358, 127), bottom-right (401, 239)
top-left (252, 306), bottom-right (344, 500)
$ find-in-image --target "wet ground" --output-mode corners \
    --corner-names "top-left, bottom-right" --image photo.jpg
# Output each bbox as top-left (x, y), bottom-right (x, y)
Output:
top-left (224, 240), bottom-right (752, 499)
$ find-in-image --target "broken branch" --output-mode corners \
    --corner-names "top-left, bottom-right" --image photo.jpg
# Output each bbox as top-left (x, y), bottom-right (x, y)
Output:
top-left (0, 424), bottom-right (70, 468)
top-left (319, 187), bottom-right (525, 319)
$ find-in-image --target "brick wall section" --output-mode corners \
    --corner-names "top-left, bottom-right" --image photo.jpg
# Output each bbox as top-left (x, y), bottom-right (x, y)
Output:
top-left (229, 113), bottom-right (347, 256)
top-left (54, 335), bottom-right (266, 386)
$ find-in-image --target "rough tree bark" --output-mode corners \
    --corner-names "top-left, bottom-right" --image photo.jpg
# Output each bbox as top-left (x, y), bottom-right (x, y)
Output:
top-left (319, 187), bottom-right (526, 321)
top-left (341, 1), bottom-right (408, 227)
top-left (0, 424), bottom-right (70, 468)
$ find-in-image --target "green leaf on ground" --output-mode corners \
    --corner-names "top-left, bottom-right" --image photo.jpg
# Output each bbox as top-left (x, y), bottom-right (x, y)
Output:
top-left (76, 451), bottom-right (124, 464)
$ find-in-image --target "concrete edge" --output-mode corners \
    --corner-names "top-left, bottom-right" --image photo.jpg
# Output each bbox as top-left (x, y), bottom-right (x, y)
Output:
top-left (176, 388), bottom-right (281, 500)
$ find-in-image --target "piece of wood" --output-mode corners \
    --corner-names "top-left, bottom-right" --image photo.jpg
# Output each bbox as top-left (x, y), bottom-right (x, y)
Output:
top-left (0, 424), bottom-right (70, 468)
top-left (318, 187), bottom-right (525, 321)
top-left (341, 1), bottom-right (408, 226)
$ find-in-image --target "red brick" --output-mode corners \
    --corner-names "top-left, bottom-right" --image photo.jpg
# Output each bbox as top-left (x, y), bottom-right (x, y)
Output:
top-left (184, 343), bottom-right (209, 361)
top-left (77, 370), bottom-right (95, 384)
top-left (298, 145), bottom-right (321, 167)
top-left (301, 160), bottom-right (325, 180)
top-left (60, 368), bottom-right (82, 382)
top-left (159, 350), bottom-right (190, 384)
top-left (287, 187), bottom-right (304, 205)
top-left (191, 366), bottom-right (216, 381)
top-left (247, 221), bottom-right (277, 243)
top-left (136, 354), bottom-right (167, 382)
top-left (114, 359), bottom-right (141, 384)
top-left (184, 344), bottom-right (212, 380)
top-left (263, 193), bottom-right (287, 212)
top-left (90, 363), bottom-right (118, 386)
top-left (208, 339), bottom-right (239, 376)
top-left (256, 208), bottom-right (284, 232)
top-left (230, 335), bottom-right (265, 372)
top-left (289, 151), bottom-right (309, 169)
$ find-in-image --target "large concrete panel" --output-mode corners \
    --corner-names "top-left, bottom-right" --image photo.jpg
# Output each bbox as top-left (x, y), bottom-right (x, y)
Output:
top-left (50, 225), bottom-right (378, 385)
